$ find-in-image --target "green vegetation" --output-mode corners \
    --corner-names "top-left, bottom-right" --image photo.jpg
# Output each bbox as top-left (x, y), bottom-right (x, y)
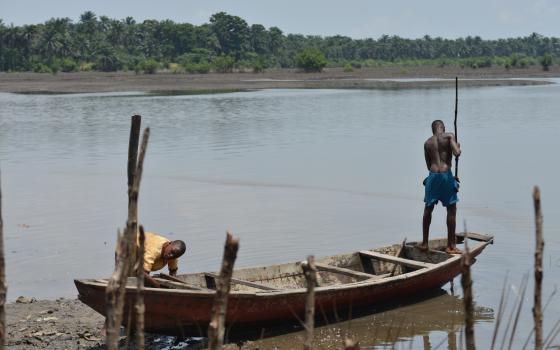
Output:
top-left (541, 53), bottom-right (553, 71)
top-left (295, 48), bottom-right (327, 72)
top-left (0, 12), bottom-right (558, 73)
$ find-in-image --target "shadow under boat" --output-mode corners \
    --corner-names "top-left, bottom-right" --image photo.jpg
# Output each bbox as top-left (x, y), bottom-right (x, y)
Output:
top-left (141, 289), bottom-right (493, 350)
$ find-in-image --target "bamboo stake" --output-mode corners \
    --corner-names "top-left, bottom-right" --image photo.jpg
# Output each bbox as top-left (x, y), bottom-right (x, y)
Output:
top-left (461, 231), bottom-right (475, 350)
top-left (135, 225), bottom-right (146, 350)
top-left (0, 170), bottom-right (6, 349)
top-left (207, 231), bottom-right (240, 350)
top-left (106, 127), bottom-right (150, 350)
top-left (302, 255), bottom-right (317, 350)
top-left (533, 186), bottom-right (544, 350)
top-left (127, 115), bottom-right (141, 276)
top-left (128, 115), bottom-right (141, 205)
top-left (106, 229), bottom-right (126, 350)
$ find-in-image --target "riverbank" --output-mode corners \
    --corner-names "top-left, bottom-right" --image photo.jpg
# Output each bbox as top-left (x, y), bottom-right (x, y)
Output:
top-left (6, 297), bottom-right (282, 349)
top-left (6, 297), bottom-right (211, 349)
top-left (0, 66), bottom-right (558, 94)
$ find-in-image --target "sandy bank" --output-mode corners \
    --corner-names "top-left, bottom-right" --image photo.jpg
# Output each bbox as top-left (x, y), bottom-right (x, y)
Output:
top-left (0, 66), bottom-right (557, 94)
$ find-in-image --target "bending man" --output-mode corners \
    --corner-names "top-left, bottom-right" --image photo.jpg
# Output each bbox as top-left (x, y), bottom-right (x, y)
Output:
top-left (141, 231), bottom-right (186, 287)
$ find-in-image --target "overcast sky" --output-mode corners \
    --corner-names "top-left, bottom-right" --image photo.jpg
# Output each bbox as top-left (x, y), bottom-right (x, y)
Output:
top-left (1, 0), bottom-right (559, 39)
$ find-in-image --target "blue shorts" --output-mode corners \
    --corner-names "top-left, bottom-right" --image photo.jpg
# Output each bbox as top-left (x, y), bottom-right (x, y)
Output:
top-left (423, 171), bottom-right (459, 207)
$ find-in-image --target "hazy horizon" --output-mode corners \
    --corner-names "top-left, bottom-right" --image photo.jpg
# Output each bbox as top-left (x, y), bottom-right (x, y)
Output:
top-left (1, 0), bottom-right (559, 40)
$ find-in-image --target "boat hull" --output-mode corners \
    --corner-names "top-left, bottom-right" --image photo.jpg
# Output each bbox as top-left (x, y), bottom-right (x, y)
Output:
top-left (75, 236), bottom-right (492, 336)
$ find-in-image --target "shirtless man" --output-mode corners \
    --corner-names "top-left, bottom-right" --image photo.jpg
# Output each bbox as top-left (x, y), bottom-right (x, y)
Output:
top-left (419, 120), bottom-right (462, 254)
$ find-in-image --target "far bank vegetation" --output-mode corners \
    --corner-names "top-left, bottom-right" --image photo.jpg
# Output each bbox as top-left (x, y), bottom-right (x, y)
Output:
top-left (0, 11), bottom-right (558, 74)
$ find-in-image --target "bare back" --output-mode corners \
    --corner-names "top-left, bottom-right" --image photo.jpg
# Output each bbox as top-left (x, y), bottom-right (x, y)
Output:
top-left (424, 133), bottom-right (456, 173)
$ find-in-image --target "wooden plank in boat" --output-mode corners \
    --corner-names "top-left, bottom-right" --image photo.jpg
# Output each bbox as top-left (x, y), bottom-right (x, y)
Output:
top-left (359, 251), bottom-right (435, 270)
top-left (153, 278), bottom-right (209, 291)
top-left (205, 273), bottom-right (279, 291)
top-left (315, 262), bottom-right (387, 280)
top-left (455, 231), bottom-right (494, 243)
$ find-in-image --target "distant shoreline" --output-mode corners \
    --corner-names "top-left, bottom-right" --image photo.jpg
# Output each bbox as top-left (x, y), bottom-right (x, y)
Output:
top-left (0, 66), bottom-right (557, 94)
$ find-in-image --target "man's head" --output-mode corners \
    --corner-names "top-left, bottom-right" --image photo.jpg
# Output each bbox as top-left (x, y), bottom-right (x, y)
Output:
top-left (431, 120), bottom-right (445, 134)
top-left (163, 240), bottom-right (186, 260)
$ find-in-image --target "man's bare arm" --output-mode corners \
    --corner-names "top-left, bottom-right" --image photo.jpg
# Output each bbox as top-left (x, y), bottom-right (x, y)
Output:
top-left (448, 134), bottom-right (461, 157)
top-left (424, 143), bottom-right (431, 170)
top-left (144, 270), bottom-right (161, 288)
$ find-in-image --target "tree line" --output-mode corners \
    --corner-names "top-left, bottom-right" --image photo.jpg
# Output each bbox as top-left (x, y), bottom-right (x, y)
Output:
top-left (0, 11), bottom-right (557, 73)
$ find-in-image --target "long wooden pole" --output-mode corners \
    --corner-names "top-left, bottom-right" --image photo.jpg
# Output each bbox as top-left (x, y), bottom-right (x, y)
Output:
top-left (533, 186), bottom-right (544, 350)
top-left (207, 231), bottom-right (240, 350)
top-left (454, 77), bottom-right (459, 178)
top-left (0, 170), bottom-right (6, 349)
top-left (303, 255), bottom-right (317, 350)
top-left (106, 126), bottom-right (150, 350)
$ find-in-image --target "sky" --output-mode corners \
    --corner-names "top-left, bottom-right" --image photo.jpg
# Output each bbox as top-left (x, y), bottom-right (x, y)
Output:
top-left (1, 0), bottom-right (559, 39)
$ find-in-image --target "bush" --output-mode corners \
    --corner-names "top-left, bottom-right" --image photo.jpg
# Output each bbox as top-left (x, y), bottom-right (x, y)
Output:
top-left (295, 48), bottom-right (327, 72)
top-left (518, 57), bottom-right (530, 68)
top-left (350, 61), bottom-right (362, 69)
top-left (177, 48), bottom-right (215, 65)
top-left (139, 59), bottom-right (159, 74)
top-left (79, 62), bottom-right (94, 72)
top-left (48, 61), bottom-right (60, 75)
top-left (343, 63), bottom-right (353, 72)
top-left (169, 63), bottom-right (185, 74)
top-left (94, 46), bottom-right (122, 72)
top-left (252, 57), bottom-right (266, 73)
top-left (32, 63), bottom-right (52, 73)
top-left (213, 55), bottom-right (235, 73)
top-left (60, 58), bottom-right (78, 72)
top-left (541, 53), bottom-right (553, 71)
top-left (185, 62), bottom-right (211, 74)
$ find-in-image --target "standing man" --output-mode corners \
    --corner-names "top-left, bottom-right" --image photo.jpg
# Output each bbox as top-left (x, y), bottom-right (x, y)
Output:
top-left (419, 120), bottom-right (462, 254)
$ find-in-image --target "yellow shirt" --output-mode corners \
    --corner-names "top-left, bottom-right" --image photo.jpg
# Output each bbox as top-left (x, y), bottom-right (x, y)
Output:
top-left (138, 232), bottom-right (178, 273)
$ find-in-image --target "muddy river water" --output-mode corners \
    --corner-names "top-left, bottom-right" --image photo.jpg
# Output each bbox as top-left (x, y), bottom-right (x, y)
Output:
top-left (1, 81), bottom-right (559, 348)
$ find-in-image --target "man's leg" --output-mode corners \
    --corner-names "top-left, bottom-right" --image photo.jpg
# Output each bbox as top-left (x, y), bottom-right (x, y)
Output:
top-left (445, 204), bottom-right (461, 254)
top-left (421, 205), bottom-right (434, 249)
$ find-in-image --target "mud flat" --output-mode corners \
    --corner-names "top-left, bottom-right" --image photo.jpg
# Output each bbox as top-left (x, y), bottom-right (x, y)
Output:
top-left (0, 66), bottom-right (557, 94)
top-left (6, 297), bottom-right (266, 349)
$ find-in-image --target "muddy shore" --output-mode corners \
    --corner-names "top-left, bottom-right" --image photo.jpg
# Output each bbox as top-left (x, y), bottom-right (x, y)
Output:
top-left (6, 297), bottom-right (222, 349)
top-left (0, 66), bottom-right (558, 94)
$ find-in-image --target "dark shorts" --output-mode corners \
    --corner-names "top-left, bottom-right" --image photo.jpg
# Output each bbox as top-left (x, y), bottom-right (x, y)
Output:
top-left (423, 171), bottom-right (459, 207)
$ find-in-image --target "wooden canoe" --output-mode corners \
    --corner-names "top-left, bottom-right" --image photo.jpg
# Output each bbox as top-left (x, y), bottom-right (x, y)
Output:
top-left (74, 233), bottom-right (493, 336)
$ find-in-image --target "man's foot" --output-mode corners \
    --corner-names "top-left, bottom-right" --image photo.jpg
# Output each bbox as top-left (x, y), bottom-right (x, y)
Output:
top-left (445, 247), bottom-right (463, 255)
top-left (416, 243), bottom-right (430, 252)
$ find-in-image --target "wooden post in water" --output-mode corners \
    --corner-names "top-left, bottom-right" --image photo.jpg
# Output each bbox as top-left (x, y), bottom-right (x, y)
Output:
top-left (302, 255), bottom-right (317, 350)
top-left (533, 186), bottom-right (544, 350)
top-left (207, 231), bottom-right (240, 350)
top-left (0, 170), bottom-right (6, 349)
top-left (127, 115), bottom-right (142, 276)
top-left (135, 225), bottom-right (146, 350)
top-left (461, 232), bottom-right (475, 350)
top-left (106, 126), bottom-right (150, 350)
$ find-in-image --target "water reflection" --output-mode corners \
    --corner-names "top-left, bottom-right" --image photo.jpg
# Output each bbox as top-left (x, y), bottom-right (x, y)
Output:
top-left (223, 289), bottom-right (493, 349)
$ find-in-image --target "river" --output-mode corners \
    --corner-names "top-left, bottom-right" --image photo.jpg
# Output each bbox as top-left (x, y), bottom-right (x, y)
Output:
top-left (1, 82), bottom-right (559, 348)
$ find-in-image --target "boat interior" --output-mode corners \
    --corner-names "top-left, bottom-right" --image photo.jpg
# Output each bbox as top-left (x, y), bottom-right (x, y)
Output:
top-left (152, 236), bottom-right (473, 293)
